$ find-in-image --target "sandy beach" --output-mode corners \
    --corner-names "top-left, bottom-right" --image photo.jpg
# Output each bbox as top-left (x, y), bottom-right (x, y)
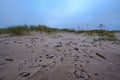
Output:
top-left (0, 32), bottom-right (120, 80)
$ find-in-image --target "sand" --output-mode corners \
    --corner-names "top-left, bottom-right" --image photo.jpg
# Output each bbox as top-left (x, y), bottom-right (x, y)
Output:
top-left (0, 32), bottom-right (120, 80)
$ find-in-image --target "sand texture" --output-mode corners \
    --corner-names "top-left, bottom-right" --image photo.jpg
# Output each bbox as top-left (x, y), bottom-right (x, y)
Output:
top-left (0, 32), bottom-right (120, 80)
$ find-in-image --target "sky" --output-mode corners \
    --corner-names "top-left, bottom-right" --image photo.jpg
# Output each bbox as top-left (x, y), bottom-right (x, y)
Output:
top-left (0, 0), bottom-right (120, 30)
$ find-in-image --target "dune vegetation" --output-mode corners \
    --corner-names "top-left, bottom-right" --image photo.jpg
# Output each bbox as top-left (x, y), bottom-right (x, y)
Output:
top-left (0, 25), bottom-right (118, 41)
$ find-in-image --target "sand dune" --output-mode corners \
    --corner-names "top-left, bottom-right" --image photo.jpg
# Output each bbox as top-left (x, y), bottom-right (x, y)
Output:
top-left (0, 32), bottom-right (120, 80)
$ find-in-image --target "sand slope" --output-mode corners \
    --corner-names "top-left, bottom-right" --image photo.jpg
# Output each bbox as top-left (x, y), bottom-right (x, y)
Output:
top-left (0, 32), bottom-right (120, 80)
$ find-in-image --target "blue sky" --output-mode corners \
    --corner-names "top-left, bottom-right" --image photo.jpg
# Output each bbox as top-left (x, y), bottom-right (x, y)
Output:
top-left (0, 0), bottom-right (120, 30)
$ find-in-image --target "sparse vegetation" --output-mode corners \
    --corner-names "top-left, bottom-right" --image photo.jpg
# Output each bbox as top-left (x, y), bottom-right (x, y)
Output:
top-left (85, 30), bottom-right (116, 40)
top-left (0, 25), bottom-right (30, 35)
top-left (84, 24), bottom-right (117, 41)
top-left (0, 24), bottom-right (117, 41)
top-left (30, 25), bottom-right (60, 33)
top-left (0, 25), bottom-right (60, 35)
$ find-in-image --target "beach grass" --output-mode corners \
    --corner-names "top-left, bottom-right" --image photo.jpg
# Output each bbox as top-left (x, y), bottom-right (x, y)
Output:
top-left (0, 25), bottom-right (117, 40)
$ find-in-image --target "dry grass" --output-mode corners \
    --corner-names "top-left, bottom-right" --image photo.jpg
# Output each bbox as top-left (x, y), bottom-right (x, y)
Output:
top-left (0, 25), bottom-right (117, 41)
